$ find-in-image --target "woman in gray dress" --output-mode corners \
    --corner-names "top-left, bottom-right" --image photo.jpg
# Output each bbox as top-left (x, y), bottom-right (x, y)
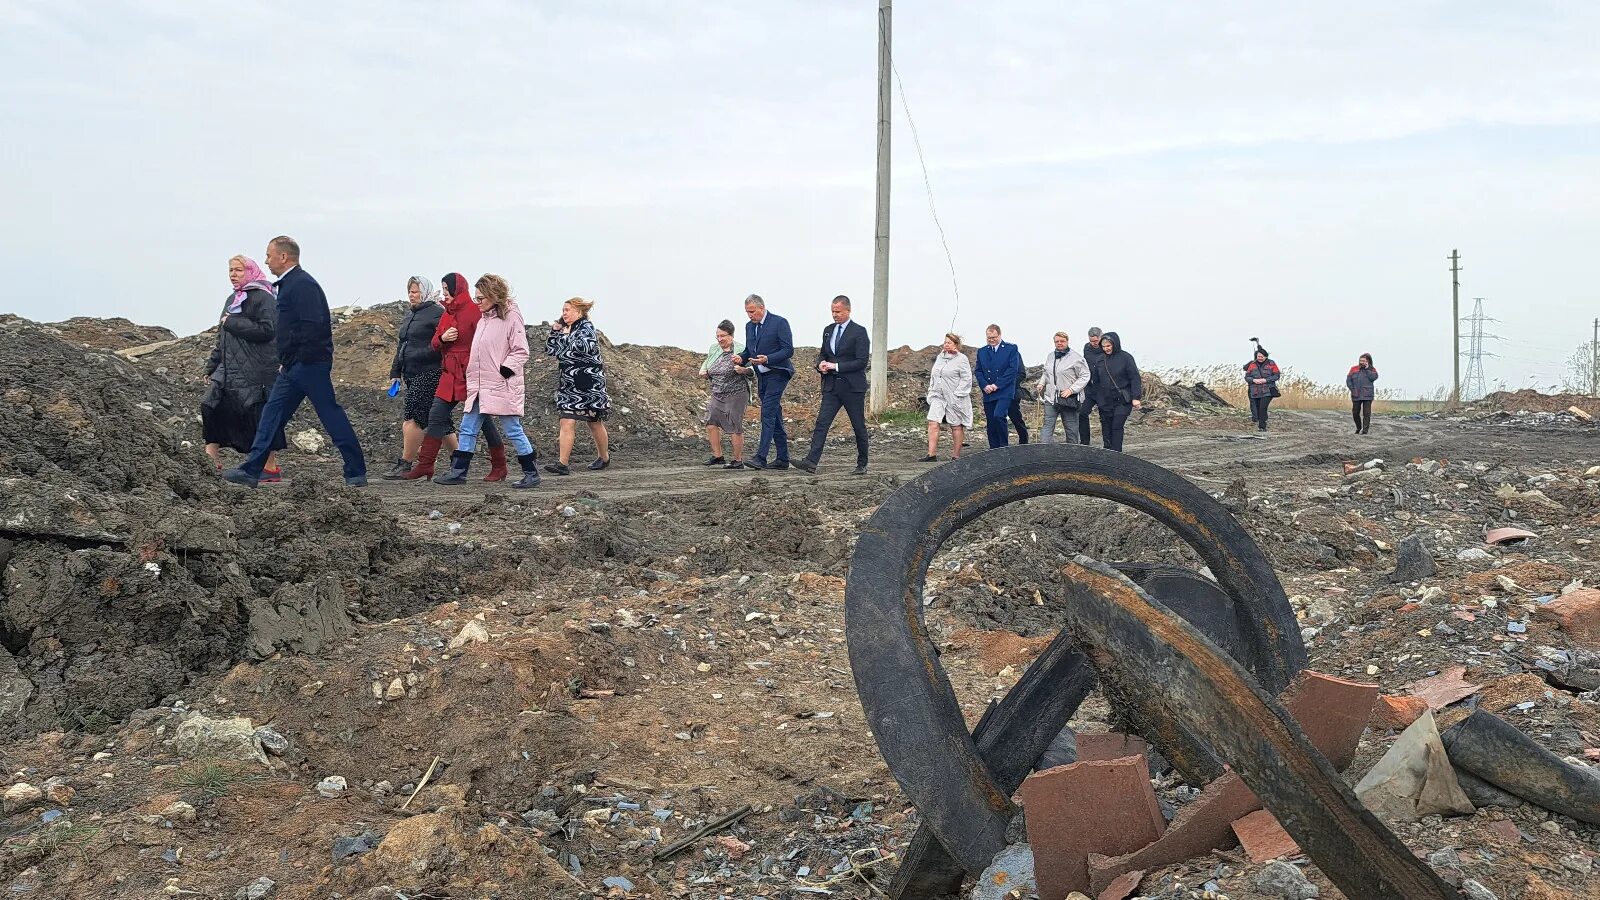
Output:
top-left (922, 332), bottom-right (973, 461)
top-left (700, 319), bottom-right (752, 469)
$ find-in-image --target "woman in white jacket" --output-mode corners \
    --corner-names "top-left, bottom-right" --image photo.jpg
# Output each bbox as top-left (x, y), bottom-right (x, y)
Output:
top-left (1036, 331), bottom-right (1091, 444)
top-left (922, 333), bottom-right (973, 461)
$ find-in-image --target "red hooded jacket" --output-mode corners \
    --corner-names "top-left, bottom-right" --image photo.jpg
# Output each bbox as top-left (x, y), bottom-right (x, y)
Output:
top-left (432, 273), bottom-right (483, 403)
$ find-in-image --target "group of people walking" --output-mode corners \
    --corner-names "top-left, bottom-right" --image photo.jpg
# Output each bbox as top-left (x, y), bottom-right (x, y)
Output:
top-left (923, 325), bottom-right (1145, 456)
top-left (204, 236), bottom-right (611, 489)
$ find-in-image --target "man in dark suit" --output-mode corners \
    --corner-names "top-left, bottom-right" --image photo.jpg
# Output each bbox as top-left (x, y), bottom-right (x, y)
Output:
top-left (796, 295), bottom-right (870, 475)
top-left (223, 235), bottom-right (368, 487)
top-left (732, 293), bottom-right (794, 469)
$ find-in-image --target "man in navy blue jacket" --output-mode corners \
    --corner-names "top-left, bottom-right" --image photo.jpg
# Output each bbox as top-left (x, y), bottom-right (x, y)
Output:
top-left (974, 323), bottom-right (1024, 448)
top-left (224, 236), bottom-right (368, 487)
top-left (733, 294), bottom-right (794, 469)
top-left (796, 295), bottom-right (870, 475)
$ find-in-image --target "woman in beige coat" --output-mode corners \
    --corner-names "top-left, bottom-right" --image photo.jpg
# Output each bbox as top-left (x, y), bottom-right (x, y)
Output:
top-left (922, 333), bottom-right (973, 461)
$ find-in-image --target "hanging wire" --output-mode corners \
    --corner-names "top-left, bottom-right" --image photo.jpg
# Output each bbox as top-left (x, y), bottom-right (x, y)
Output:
top-left (890, 60), bottom-right (962, 333)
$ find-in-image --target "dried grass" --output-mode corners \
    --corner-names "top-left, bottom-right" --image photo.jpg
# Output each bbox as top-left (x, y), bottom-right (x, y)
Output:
top-left (1158, 365), bottom-right (1414, 412)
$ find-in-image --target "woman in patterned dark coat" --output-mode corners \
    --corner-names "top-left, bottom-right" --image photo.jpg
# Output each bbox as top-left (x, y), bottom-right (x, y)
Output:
top-left (543, 297), bottom-right (611, 475)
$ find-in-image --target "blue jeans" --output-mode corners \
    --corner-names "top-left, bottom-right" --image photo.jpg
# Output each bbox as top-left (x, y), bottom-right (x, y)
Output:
top-left (1040, 402), bottom-right (1081, 443)
top-left (982, 395), bottom-right (1011, 448)
top-left (242, 362), bottom-right (365, 479)
top-left (755, 370), bottom-right (791, 463)
top-left (459, 399), bottom-right (534, 456)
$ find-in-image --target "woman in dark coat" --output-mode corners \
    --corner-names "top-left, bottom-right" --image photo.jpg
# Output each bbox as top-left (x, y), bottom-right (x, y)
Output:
top-left (1089, 331), bottom-right (1142, 452)
top-left (1347, 352), bottom-right (1379, 434)
top-left (1244, 346), bottom-right (1282, 432)
top-left (400, 272), bottom-right (502, 480)
top-left (382, 275), bottom-right (448, 478)
top-left (203, 255), bottom-right (285, 479)
top-left (544, 297), bottom-right (611, 475)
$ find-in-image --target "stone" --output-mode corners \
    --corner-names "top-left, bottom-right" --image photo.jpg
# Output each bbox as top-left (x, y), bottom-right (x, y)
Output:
top-left (1388, 534), bottom-right (1437, 583)
top-left (1020, 756), bottom-right (1166, 898)
top-left (234, 876), bottom-right (276, 900)
top-left (42, 778), bottom-right (74, 806)
top-left (1560, 854), bottom-right (1593, 875)
top-left (1457, 548), bottom-right (1494, 562)
top-left (292, 429), bottom-right (324, 453)
top-left (448, 620), bottom-right (491, 649)
top-left (0, 646), bottom-right (36, 724)
top-left (3, 783), bottom-right (43, 812)
top-left (1075, 733), bottom-right (1150, 765)
top-left (315, 776), bottom-right (347, 799)
top-left (173, 714), bottom-right (268, 766)
top-left (332, 830), bottom-right (381, 862)
top-left (1253, 861), bottom-right (1319, 899)
top-left (162, 801), bottom-right (197, 824)
top-left (1371, 695), bottom-right (1430, 731)
top-left (1354, 710), bottom-right (1474, 822)
top-left (971, 843), bottom-right (1036, 900)
top-left (1485, 819), bottom-right (1522, 843)
top-left (1533, 589), bottom-right (1600, 651)
top-left (373, 813), bottom-right (465, 881)
top-left (602, 876), bottom-right (635, 892)
top-left (1405, 665), bottom-right (1481, 711)
top-left (254, 727), bottom-right (289, 756)
top-left (1232, 809), bottom-right (1300, 862)
top-left (1460, 880), bottom-right (1500, 900)
top-left (385, 678), bottom-right (406, 700)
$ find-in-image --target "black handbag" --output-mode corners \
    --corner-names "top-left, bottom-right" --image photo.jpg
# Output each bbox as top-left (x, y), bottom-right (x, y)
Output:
top-left (1049, 356), bottom-right (1081, 412)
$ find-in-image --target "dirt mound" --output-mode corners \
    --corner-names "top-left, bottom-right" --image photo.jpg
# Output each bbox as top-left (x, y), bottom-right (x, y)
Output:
top-left (1477, 389), bottom-right (1599, 417)
top-left (0, 314), bottom-right (175, 351)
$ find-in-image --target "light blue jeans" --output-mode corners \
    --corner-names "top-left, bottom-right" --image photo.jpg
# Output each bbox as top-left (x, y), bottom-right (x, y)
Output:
top-left (459, 400), bottom-right (534, 456)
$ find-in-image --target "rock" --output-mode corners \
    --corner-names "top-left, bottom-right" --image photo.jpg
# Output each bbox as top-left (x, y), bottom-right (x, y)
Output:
top-left (1460, 880), bottom-right (1500, 900)
top-left (1253, 860), bottom-right (1319, 899)
top-left (385, 678), bottom-right (406, 700)
top-left (42, 777), bottom-right (74, 806)
top-left (292, 429), bottom-right (324, 453)
top-left (603, 876), bottom-right (636, 892)
top-left (173, 714), bottom-right (268, 766)
top-left (448, 620), bottom-right (491, 649)
top-left (1306, 597), bottom-right (1338, 622)
top-left (1457, 548), bottom-right (1494, 562)
top-left (332, 830), bottom-right (382, 862)
top-left (1533, 589), bottom-right (1600, 651)
top-left (1560, 854), bottom-right (1593, 874)
top-left (970, 843), bottom-right (1036, 900)
top-left (162, 801), bottom-right (197, 824)
top-left (373, 813), bottom-right (465, 882)
top-left (315, 776), bottom-right (347, 799)
top-left (3, 783), bottom-right (43, 812)
top-left (1345, 468), bottom-right (1384, 486)
top-left (234, 876), bottom-right (275, 900)
top-left (254, 727), bottom-right (289, 756)
top-left (1388, 534), bottom-right (1437, 583)
top-left (0, 646), bottom-right (37, 723)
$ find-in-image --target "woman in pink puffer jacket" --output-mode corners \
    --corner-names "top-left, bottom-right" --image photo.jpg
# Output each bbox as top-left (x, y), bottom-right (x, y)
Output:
top-left (434, 274), bottom-right (540, 488)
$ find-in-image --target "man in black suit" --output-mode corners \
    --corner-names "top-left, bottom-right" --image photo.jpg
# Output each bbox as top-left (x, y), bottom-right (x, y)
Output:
top-left (223, 235), bottom-right (368, 487)
top-left (733, 293), bottom-right (795, 469)
top-left (795, 295), bottom-right (870, 475)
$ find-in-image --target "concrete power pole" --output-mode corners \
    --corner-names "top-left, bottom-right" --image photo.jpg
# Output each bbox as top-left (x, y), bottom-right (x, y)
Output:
top-left (1449, 249), bottom-right (1461, 407)
top-left (1592, 317), bottom-right (1598, 397)
top-left (869, 0), bottom-right (891, 414)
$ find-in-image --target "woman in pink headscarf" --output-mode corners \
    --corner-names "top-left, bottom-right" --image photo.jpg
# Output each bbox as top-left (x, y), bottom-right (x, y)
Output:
top-left (202, 255), bottom-right (287, 478)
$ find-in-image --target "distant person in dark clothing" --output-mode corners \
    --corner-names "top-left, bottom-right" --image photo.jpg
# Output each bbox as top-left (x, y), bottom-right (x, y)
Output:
top-left (975, 324), bottom-right (1024, 448)
top-left (796, 295), bottom-right (870, 475)
top-left (1244, 346), bottom-right (1282, 432)
top-left (383, 275), bottom-right (448, 478)
top-left (544, 297), bottom-right (612, 474)
top-left (1078, 326), bottom-right (1103, 445)
top-left (734, 294), bottom-right (795, 470)
top-left (203, 255), bottom-right (285, 480)
top-left (223, 236), bottom-right (367, 487)
top-left (1089, 331), bottom-right (1141, 452)
top-left (1347, 352), bottom-right (1379, 434)
top-left (401, 273), bottom-right (503, 481)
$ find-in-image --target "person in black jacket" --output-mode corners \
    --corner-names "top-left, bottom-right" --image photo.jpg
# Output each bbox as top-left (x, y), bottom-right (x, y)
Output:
top-left (796, 295), bottom-right (870, 475)
top-left (223, 236), bottom-right (368, 487)
top-left (1089, 330), bottom-right (1142, 452)
top-left (1077, 326), bottom-right (1103, 445)
top-left (383, 276), bottom-right (449, 479)
top-left (203, 255), bottom-right (286, 479)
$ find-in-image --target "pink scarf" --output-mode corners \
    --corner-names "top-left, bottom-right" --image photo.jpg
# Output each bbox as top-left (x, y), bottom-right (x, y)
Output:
top-left (228, 257), bottom-right (275, 314)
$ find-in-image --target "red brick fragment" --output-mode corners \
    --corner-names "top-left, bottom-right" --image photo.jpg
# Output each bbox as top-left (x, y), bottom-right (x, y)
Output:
top-left (1277, 671), bottom-right (1380, 771)
top-left (1020, 755), bottom-right (1165, 899)
top-left (1232, 809), bottom-right (1300, 862)
top-left (1097, 868), bottom-right (1145, 900)
top-left (1533, 589), bottom-right (1600, 651)
top-left (1076, 732), bottom-right (1151, 764)
top-left (1372, 694), bottom-right (1430, 730)
top-left (1485, 819), bottom-right (1522, 843)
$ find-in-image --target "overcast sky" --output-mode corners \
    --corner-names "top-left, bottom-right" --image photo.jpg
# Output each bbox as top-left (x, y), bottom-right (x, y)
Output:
top-left (3, 1), bottom-right (1596, 395)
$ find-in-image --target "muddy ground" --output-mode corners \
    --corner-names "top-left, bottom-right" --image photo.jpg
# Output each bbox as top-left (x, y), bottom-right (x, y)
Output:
top-left (2, 312), bottom-right (1598, 900)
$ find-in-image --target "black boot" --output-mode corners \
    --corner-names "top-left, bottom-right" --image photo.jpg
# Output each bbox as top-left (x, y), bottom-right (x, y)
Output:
top-left (513, 452), bottom-right (541, 489)
top-left (434, 450), bottom-right (473, 485)
top-left (383, 457), bottom-right (413, 479)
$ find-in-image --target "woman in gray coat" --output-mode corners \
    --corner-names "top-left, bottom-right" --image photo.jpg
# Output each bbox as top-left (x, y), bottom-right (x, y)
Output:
top-left (203, 255), bottom-right (285, 479)
top-left (922, 333), bottom-right (973, 461)
top-left (1035, 330), bottom-right (1091, 443)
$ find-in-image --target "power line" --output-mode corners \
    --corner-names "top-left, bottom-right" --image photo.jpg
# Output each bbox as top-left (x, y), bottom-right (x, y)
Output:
top-left (890, 61), bottom-right (961, 333)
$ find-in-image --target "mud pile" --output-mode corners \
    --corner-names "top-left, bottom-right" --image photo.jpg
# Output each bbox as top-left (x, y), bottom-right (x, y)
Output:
top-left (1476, 389), bottom-right (1599, 417)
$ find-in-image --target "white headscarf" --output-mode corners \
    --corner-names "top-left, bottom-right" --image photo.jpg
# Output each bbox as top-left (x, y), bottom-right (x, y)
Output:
top-left (407, 275), bottom-right (441, 305)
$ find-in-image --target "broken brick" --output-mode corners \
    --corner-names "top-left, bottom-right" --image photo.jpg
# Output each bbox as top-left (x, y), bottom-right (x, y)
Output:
top-left (1085, 669), bottom-right (1374, 895)
top-left (1020, 756), bottom-right (1165, 899)
top-left (1231, 809), bottom-right (1300, 862)
top-left (1533, 589), bottom-right (1600, 652)
top-left (1485, 819), bottom-right (1523, 843)
top-left (1076, 733), bottom-right (1151, 764)
top-left (1406, 665), bottom-right (1482, 710)
top-left (1096, 868), bottom-right (1145, 900)
top-left (1372, 695), bottom-right (1430, 731)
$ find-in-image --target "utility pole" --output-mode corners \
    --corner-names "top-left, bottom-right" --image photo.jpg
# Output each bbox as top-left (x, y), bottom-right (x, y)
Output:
top-left (1449, 250), bottom-right (1461, 407)
top-left (1592, 317), bottom-right (1598, 397)
top-left (869, 0), bottom-right (891, 414)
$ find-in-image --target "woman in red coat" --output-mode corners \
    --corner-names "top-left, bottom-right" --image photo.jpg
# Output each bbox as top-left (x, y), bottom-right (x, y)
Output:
top-left (401, 273), bottom-right (505, 480)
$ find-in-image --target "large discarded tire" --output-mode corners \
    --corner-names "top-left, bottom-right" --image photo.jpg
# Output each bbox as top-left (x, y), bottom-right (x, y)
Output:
top-left (845, 444), bottom-right (1306, 878)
